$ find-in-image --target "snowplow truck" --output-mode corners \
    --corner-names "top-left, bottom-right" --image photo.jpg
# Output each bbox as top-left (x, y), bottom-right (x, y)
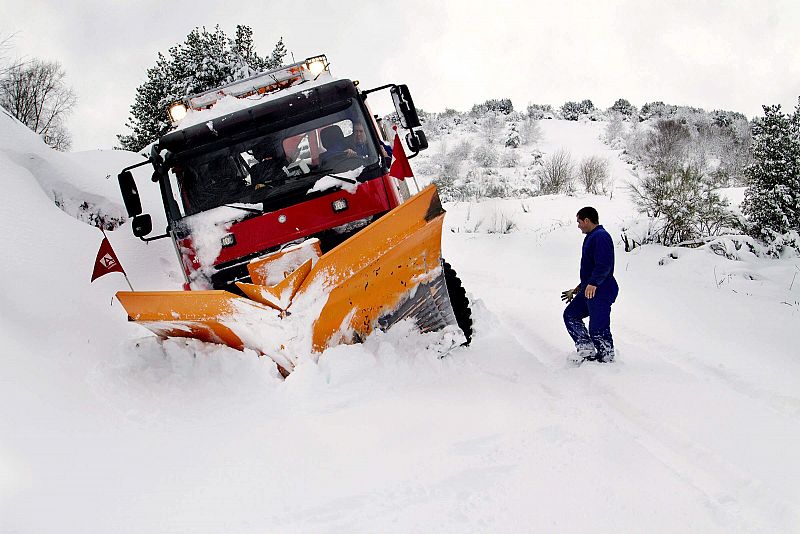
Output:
top-left (116, 55), bottom-right (472, 374)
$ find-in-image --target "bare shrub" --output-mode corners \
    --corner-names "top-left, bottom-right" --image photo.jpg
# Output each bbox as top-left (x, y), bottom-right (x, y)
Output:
top-left (537, 149), bottom-right (575, 195)
top-left (578, 156), bottom-right (610, 195)
top-left (484, 210), bottom-right (518, 234)
top-left (645, 119), bottom-right (691, 172)
top-left (0, 58), bottom-right (77, 150)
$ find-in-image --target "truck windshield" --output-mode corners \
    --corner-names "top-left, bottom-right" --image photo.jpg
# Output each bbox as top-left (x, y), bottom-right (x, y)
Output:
top-left (169, 103), bottom-right (381, 216)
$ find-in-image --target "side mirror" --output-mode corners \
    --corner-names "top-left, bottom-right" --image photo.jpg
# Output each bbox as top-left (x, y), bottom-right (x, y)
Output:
top-left (390, 84), bottom-right (421, 130)
top-left (132, 214), bottom-right (152, 237)
top-left (405, 129), bottom-right (428, 153)
top-left (118, 170), bottom-right (142, 217)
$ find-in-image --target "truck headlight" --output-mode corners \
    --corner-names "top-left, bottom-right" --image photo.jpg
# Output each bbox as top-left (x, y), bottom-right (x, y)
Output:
top-left (221, 233), bottom-right (236, 248)
top-left (305, 55), bottom-right (328, 76)
top-left (168, 102), bottom-right (188, 123)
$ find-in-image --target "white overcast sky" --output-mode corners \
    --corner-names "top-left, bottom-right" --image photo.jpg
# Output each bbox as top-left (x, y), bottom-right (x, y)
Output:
top-left (2, 0), bottom-right (799, 152)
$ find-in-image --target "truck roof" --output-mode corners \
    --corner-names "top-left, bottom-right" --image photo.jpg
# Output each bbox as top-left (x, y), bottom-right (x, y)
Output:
top-left (159, 78), bottom-right (360, 154)
top-left (172, 74), bottom-right (338, 133)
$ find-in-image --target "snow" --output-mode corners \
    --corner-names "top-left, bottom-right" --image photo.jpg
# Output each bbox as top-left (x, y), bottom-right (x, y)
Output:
top-left (175, 77), bottom-right (339, 131)
top-left (307, 167), bottom-right (364, 194)
top-left (2, 106), bottom-right (800, 533)
top-left (183, 205), bottom-right (254, 288)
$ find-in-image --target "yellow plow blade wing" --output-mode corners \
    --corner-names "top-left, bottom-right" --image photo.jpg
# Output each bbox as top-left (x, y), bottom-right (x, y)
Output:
top-left (295, 184), bottom-right (455, 351)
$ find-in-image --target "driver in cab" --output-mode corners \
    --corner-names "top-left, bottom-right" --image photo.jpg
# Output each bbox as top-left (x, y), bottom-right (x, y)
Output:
top-left (319, 122), bottom-right (373, 168)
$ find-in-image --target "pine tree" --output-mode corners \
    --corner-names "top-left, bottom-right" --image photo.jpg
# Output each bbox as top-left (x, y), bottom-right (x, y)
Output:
top-left (118, 25), bottom-right (287, 152)
top-left (610, 98), bottom-right (636, 118)
top-left (741, 100), bottom-right (800, 254)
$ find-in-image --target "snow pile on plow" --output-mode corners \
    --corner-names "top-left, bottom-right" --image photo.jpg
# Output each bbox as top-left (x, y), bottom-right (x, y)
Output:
top-left (116, 185), bottom-right (466, 374)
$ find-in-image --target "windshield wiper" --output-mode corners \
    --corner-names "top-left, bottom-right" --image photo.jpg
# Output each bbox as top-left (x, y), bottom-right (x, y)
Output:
top-left (313, 172), bottom-right (357, 184)
top-left (221, 203), bottom-right (263, 214)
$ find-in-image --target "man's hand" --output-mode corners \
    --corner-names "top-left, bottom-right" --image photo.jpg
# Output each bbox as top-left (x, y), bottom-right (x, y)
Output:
top-left (584, 284), bottom-right (597, 299)
top-left (560, 288), bottom-right (577, 303)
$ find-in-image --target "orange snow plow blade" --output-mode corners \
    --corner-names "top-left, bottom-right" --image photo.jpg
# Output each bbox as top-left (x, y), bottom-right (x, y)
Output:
top-left (116, 185), bottom-right (459, 365)
top-left (115, 290), bottom-right (276, 351)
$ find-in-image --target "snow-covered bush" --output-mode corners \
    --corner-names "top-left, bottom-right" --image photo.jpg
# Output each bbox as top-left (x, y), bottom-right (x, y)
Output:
top-left (610, 98), bottom-right (637, 119)
top-left (483, 173), bottom-right (512, 198)
top-left (578, 156), bottom-right (611, 195)
top-left (471, 98), bottom-right (514, 115)
top-left (623, 119), bottom-right (649, 162)
top-left (449, 138), bottom-right (473, 160)
top-left (429, 139), bottom-right (464, 201)
top-left (711, 109), bottom-right (746, 128)
top-left (537, 149), bottom-right (575, 195)
top-left (639, 101), bottom-right (678, 121)
top-left (527, 103), bottom-right (554, 120)
top-left (505, 129), bottom-right (521, 148)
top-left (742, 101), bottom-right (800, 256)
top-left (479, 112), bottom-right (503, 141)
top-left (500, 149), bottom-right (520, 168)
top-left (628, 165), bottom-right (736, 246)
top-left (473, 142), bottom-right (498, 167)
top-left (604, 112), bottom-right (626, 147)
top-left (560, 99), bottom-right (594, 121)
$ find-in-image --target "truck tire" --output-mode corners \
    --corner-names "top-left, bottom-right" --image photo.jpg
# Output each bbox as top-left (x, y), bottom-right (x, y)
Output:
top-left (443, 261), bottom-right (473, 345)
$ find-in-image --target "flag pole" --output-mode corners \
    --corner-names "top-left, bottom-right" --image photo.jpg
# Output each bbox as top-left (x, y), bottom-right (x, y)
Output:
top-left (122, 269), bottom-right (135, 292)
top-left (100, 227), bottom-right (135, 291)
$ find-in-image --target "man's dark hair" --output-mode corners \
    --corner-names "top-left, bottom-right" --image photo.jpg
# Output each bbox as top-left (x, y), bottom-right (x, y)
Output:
top-left (576, 206), bottom-right (599, 224)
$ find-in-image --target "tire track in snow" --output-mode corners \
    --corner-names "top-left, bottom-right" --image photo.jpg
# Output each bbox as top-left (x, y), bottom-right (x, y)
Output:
top-left (618, 327), bottom-right (800, 420)
top-left (496, 312), bottom-right (798, 531)
top-left (592, 378), bottom-right (797, 532)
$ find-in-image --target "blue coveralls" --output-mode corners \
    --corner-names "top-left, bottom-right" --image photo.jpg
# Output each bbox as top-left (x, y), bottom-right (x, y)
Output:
top-left (563, 225), bottom-right (619, 361)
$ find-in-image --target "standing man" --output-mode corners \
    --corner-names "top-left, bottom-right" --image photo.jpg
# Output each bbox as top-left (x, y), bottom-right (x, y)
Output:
top-left (562, 207), bottom-right (619, 364)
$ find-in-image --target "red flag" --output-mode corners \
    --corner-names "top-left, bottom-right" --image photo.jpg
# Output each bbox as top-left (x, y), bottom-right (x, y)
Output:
top-left (91, 236), bottom-right (126, 282)
top-left (389, 129), bottom-right (414, 181)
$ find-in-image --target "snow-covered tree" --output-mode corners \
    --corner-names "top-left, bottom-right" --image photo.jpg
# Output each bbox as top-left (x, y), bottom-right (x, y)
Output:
top-left (471, 98), bottom-right (514, 116)
top-left (610, 98), bottom-right (637, 119)
top-left (741, 101), bottom-right (800, 254)
top-left (118, 25), bottom-right (287, 152)
top-left (560, 99), bottom-right (594, 121)
top-left (640, 101), bottom-right (677, 121)
top-left (526, 103), bottom-right (553, 120)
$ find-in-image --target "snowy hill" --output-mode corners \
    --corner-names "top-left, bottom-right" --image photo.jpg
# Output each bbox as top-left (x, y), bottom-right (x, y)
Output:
top-left (1, 108), bottom-right (799, 533)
